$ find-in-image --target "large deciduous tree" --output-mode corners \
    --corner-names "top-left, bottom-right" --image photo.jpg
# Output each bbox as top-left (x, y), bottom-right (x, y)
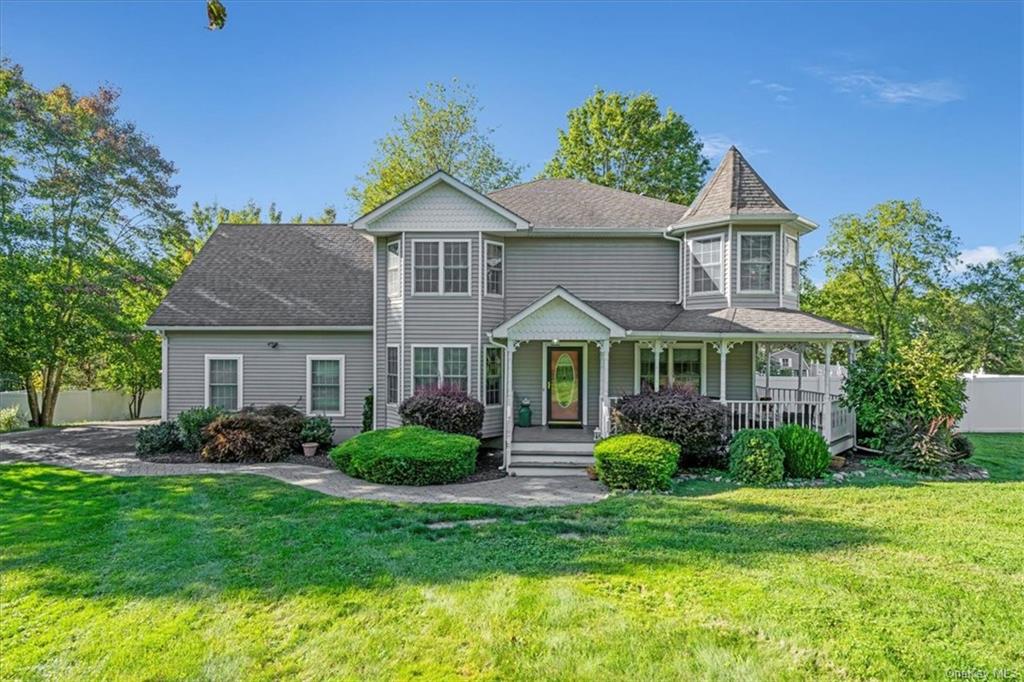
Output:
top-left (806, 199), bottom-right (958, 353)
top-left (952, 240), bottom-right (1024, 374)
top-left (347, 81), bottom-right (523, 214)
top-left (0, 61), bottom-right (183, 425)
top-left (541, 88), bottom-right (710, 205)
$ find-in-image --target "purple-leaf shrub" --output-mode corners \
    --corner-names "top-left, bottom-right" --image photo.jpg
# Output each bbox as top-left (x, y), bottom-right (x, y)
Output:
top-left (399, 384), bottom-right (485, 438)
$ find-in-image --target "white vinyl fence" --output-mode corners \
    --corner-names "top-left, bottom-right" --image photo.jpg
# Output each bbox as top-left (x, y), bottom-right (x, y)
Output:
top-left (959, 374), bottom-right (1024, 433)
top-left (0, 389), bottom-right (161, 424)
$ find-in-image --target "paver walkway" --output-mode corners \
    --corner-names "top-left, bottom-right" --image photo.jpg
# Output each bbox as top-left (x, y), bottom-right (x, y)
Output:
top-left (0, 423), bottom-right (607, 507)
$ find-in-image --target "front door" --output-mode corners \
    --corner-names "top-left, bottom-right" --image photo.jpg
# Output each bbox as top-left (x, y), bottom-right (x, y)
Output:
top-left (547, 346), bottom-right (583, 427)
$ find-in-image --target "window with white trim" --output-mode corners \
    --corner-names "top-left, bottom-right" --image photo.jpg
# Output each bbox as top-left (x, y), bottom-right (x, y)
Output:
top-left (637, 346), bottom-right (702, 392)
top-left (485, 346), bottom-right (503, 405)
top-left (690, 236), bottom-right (723, 294)
top-left (485, 241), bottom-right (504, 296)
top-left (412, 346), bottom-right (469, 393)
top-left (413, 240), bottom-right (470, 294)
top-left (739, 233), bottom-right (775, 292)
top-left (386, 240), bottom-right (402, 298)
top-left (386, 346), bottom-right (399, 404)
top-left (785, 235), bottom-right (799, 294)
top-left (307, 355), bottom-right (344, 414)
top-left (207, 356), bottom-right (241, 410)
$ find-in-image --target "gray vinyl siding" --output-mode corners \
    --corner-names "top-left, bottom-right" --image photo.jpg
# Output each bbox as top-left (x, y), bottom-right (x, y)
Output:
top-left (504, 237), bottom-right (678, 313)
top-left (367, 182), bottom-right (516, 233)
top-left (378, 237), bottom-right (403, 428)
top-left (165, 331), bottom-right (372, 441)
top-left (609, 341), bottom-right (636, 399)
top-left (481, 236), bottom-right (507, 437)
top-left (705, 341), bottom-right (754, 400)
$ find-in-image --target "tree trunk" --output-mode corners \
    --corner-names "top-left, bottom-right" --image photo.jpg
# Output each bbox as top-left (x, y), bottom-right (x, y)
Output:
top-left (129, 386), bottom-right (145, 419)
top-left (38, 362), bottom-right (64, 427)
top-left (23, 376), bottom-right (41, 427)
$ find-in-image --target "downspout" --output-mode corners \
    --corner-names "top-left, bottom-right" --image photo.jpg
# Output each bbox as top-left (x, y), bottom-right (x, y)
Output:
top-left (662, 231), bottom-right (684, 306)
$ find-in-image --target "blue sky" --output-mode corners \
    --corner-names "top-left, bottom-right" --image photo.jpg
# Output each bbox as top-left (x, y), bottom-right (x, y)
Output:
top-left (2, 1), bottom-right (1021, 280)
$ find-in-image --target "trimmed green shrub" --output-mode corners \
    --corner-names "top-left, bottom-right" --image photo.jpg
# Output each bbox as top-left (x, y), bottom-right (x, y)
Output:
top-left (613, 385), bottom-right (731, 469)
top-left (301, 416), bottom-right (334, 448)
top-left (775, 424), bottom-right (830, 479)
top-left (176, 406), bottom-right (225, 452)
top-left (135, 421), bottom-right (182, 456)
top-left (399, 385), bottom-right (484, 438)
top-left (329, 426), bottom-right (478, 486)
top-left (882, 417), bottom-right (959, 474)
top-left (593, 433), bottom-right (680, 491)
top-left (0, 405), bottom-right (26, 433)
top-left (728, 429), bottom-right (785, 485)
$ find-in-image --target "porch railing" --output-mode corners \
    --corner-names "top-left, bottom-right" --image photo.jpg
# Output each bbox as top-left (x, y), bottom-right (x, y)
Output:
top-left (725, 399), bottom-right (826, 433)
top-left (755, 386), bottom-right (842, 402)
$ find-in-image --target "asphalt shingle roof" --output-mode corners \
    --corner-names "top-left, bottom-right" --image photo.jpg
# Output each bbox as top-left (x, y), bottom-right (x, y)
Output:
top-left (488, 178), bottom-right (688, 228)
top-left (677, 146), bottom-right (790, 224)
top-left (147, 224), bottom-right (373, 327)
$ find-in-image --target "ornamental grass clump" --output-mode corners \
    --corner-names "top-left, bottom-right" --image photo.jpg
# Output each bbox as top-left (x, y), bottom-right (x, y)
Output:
top-left (593, 433), bottom-right (680, 491)
top-left (728, 429), bottom-right (785, 485)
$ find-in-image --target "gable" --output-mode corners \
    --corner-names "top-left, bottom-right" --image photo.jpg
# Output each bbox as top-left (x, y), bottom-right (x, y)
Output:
top-left (360, 175), bottom-right (524, 233)
top-left (507, 297), bottom-right (613, 340)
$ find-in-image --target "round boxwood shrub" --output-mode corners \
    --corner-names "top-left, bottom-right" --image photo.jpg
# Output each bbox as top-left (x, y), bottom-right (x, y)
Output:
top-left (613, 385), bottom-right (731, 469)
top-left (176, 406), bottom-right (225, 452)
top-left (135, 421), bottom-right (181, 456)
top-left (593, 433), bottom-right (680, 491)
top-left (301, 415), bottom-right (334, 448)
top-left (775, 424), bottom-right (830, 479)
top-left (329, 426), bottom-right (479, 486)
top-left (399, 385), bottom-right (484, 438)
top-left (728, 429), bottom-right (785, 485)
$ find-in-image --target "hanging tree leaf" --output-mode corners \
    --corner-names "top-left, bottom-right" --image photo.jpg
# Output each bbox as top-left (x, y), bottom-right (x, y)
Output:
top-left (207, 0), bottom-right (227, 30)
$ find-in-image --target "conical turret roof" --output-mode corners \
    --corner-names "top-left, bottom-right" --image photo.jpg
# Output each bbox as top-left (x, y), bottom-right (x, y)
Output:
top-left (677, 146), bottom-right (791, 225)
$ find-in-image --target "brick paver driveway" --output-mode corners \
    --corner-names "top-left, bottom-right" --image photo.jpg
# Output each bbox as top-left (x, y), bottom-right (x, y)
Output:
top-left (0, 423), bottom-right (607, 507)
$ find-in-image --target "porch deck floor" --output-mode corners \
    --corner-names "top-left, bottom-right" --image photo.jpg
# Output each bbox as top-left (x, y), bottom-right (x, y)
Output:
top-left (513, 426), bottom-right (597, 443)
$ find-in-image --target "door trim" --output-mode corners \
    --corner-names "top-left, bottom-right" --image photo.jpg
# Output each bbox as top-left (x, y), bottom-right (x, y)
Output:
top-left (541, 341), bottom-right (588, 426)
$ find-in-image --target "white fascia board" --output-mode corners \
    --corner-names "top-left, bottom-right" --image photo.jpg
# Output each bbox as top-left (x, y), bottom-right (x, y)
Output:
top-left (665, 213), bottom-right (812, 234)
top-left (145, 325), bottom-right (373, 332)
top-left (624, 330), bottom-right (873, 342)
top-left (491, 286), bottom-right (626, 338)
top-left (523, 226), bottom-right (666, 237)
top-left (352, 171), bottom-right (530, 231)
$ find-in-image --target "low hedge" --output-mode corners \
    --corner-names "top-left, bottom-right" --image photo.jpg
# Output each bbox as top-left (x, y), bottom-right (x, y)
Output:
top-left (176, 406), bottom-right (225, 452)
top-left (135, 421), bottom-right (181, 456)
top-left (593, 433), bottom-right (680, 491)
top-left (775, 424), bottom-right (830, 479)
top-left (728, 429), bottom-right (785, 484)
top-left (329, 426), bottom-right (479, 486)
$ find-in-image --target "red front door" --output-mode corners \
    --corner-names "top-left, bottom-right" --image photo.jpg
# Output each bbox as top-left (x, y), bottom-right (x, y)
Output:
top-left (547, 346), bottom-right (583, 426)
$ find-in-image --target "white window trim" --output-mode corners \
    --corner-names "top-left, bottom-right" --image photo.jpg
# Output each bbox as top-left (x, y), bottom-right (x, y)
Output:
top-left (633, 342), bottom-right (706, 394)
top-left (409, 344), bottom-right (473, 393)
top-left (483, 239), bottom-right (505, 299)
top-left (411, 239), bottom-right (473, 296)
top-left (784, 234), bottom-right (799, 295)
top-left (385, 344), bottom-right (400, 406)
top-left (737, 231), bottom-right (777, 294)
top-left (687, 233), bottom-right (726, 297)
top-left (204, 354), bottom-right (243, 410)
top-left (386, 239), bottom-right (402, 299)
top-left (306, 354), bottom-right (345, 417)
top-left (484, 344), bottom-right (504, 406)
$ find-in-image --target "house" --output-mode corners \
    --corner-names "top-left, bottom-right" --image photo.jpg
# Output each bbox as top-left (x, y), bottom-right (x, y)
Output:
top-left (768, 348), bottom-right (808, 375)
top-left (148, 147), bottom-right (869, 474)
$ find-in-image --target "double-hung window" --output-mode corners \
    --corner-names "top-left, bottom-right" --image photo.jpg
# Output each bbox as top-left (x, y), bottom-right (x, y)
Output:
top-left (690, 236), bottom-right (723, 294)
top-left (385, 346), bottom-right (399, 404)
top-left (784, 235), bottom-right (799, 294)
top-left (307, 355), bottom-right (344, 415)
top-left (637, 346), bottom-right (702, 393)
top-left (485, 241), bottom-right (504, 296)
top-left (739, 233), bottom-right (775, 292)
top-left (206, 355), bottom-right (242, 410)
top-left (413, 240), bottom-right (470, 294)
top-left (412, 346), bottom-right (469, 393)
top-left (485, 346), bottom-right (503, 405)
top-left (386, 240), bottom-right (402, 298)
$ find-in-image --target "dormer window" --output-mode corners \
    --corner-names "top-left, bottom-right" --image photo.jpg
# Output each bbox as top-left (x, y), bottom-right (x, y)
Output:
top-left (739, 233), bottom-right (775, 293)
top-left (413, 240), bottom-right (470, 295)
top-left (690, 235), bottom-right (723, 295)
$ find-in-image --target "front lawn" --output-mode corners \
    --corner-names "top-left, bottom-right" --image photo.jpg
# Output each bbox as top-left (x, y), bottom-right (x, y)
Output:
top-left (1, 434), bottom-right (1021, 680)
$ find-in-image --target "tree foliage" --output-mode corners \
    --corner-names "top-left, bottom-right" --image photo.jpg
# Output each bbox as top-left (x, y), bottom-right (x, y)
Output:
top-left (541, 88), bottom-right (710, 205)
top-left (347, 81), bottom-right (522, 214)
top-left (0, 60), bottom-right (183, 425)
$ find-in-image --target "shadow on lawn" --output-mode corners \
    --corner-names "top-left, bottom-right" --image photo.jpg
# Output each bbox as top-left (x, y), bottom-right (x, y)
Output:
top-left (0, 464), bottom-right (885, 601)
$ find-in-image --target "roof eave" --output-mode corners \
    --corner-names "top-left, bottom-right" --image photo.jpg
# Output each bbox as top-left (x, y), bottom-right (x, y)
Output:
top-left (666, 213), bottom-right (817, 235)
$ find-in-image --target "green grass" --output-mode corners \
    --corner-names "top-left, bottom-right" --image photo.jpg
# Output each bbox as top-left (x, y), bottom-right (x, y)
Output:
top-left (1, 434), bottom-right (1022, 680)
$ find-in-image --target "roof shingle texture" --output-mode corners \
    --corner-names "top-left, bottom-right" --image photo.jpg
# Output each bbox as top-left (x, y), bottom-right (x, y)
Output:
top-left (488, 178), bottom-right (688, 228)
top-left (679, 146), bottom-right (790, 222)
top-left (148, 224), bottom-right (373, 327)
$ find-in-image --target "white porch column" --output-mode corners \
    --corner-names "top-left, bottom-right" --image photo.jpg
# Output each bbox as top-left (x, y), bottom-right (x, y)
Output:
top-left (599, 339), bottom-right (610, 437)
top-left (718, 341), bottom-right (729, 403)
top-left (503, 339), bottom-right (517, 469)
top-left (823, 341), bottom-right (834, 444)
top-left (653, 340), bottom-right (664, 391)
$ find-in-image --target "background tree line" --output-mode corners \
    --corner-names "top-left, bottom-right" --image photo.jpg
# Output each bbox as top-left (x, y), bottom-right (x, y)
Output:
top-left (3, 60), bottom-right (1020, 425)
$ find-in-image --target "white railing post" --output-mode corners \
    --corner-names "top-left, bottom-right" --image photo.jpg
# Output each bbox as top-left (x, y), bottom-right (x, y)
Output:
top-left (503, 339), bottom-right (517, 469)
top-left (823, 341), bottom-right (833, 445)
top-left (599, 339), bottom-right (611, 437)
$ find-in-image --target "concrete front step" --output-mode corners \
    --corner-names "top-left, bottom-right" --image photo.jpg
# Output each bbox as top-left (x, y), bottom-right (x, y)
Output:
top-left (508, 461), bottom-right (592, 477)
top-left (510, 453), bottom-right (595, 466)
top-left (510, 441), bottom-right (595, 455)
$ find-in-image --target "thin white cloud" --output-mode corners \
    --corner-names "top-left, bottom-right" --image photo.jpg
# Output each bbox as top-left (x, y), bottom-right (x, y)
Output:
top-left (810, 67), bottom-right (963, 105)
top-left (699, 134), bottom-right (738, 158)
top-left (749, 79), bottom-right (795, 104)
top-left (952, 245), bottom-right (1006, 273)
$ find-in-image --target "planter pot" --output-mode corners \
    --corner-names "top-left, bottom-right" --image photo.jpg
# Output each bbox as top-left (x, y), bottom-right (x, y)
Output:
top-left (585, 465), bottom-right (598, 481)
top-left (302, 442), bottom-right (319, 458)
top-left (829, 455), bottom-right (846, 471)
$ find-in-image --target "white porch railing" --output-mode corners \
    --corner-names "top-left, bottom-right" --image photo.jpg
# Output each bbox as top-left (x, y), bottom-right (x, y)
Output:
top-left (755, 386), bottom-right (842, 402)
top-left (725, 398), bottom-right (856, 451)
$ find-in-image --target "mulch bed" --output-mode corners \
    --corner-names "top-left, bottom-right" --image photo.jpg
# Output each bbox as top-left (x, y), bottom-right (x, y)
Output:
top-left (456, 449), bottom-right (506, 484)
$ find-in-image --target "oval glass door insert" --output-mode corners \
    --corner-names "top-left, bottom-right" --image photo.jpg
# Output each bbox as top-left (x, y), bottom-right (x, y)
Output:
top-left (554, 353), bottom-right (577, 408)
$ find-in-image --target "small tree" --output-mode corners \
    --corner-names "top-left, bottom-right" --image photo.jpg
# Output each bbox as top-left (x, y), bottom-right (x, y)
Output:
top-left (541, 88), bottom-right (710, 205)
